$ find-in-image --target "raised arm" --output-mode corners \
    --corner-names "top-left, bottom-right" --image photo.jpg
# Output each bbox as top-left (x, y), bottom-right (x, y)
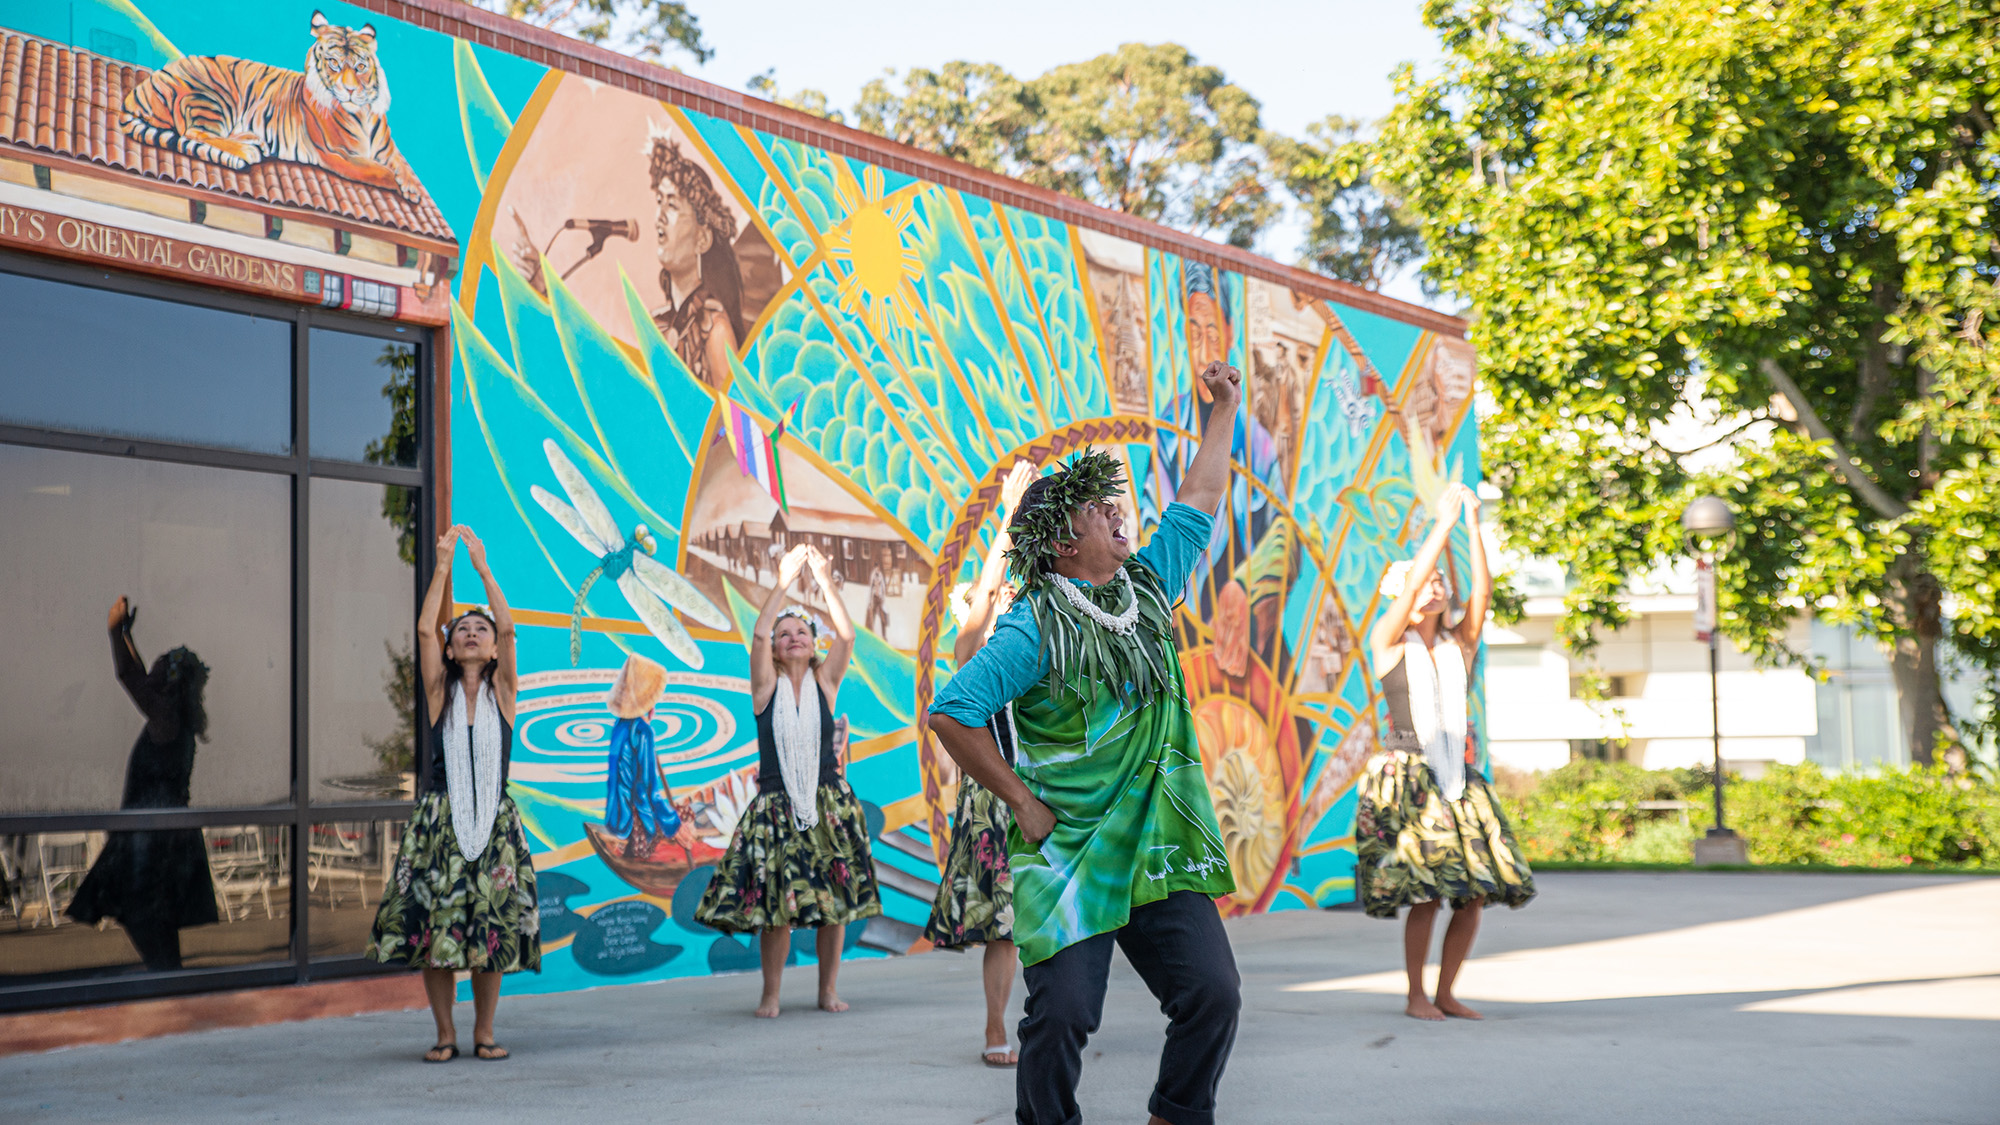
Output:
top-left (955, 460), bottom-right (1035, 667)
top-left (1171, 361), bottom-right (1243, 516)
top-left (1454, 488), bottom-right (1491, 666)
top-left (418, 526), bottom-right (458, 720)
top-left (106, 596), bottom-right (173, 738)
top-left (749, 544), bottom-right (811, 709)
top-left (460, 527), bottom-right (517, 720)
top-left (1366, 484), bottom-right (1469, 671)
top-left (807, 546), bottom-right (854, 698)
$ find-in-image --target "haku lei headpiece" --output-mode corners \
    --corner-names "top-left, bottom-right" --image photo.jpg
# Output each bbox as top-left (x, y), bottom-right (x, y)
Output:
top-left (1002, 450), bottom-right (1173, 706)
top-left (1003, 450), bottom-right (1127, 591)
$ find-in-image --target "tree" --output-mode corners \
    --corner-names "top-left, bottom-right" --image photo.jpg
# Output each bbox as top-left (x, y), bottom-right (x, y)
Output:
top-left (1366, 0), bottom-right (2000, 769)
top-left (468, 0), bottom-right (711, 63)
top-left (1017, 44), bottom-right (1277, 248)
top-left (364, 344), bottom-right (420, 566)
top-left (745, 69), bottom-right (846, 124)
top-left (853, 62), bottom-right (1030, 173)
top-left (1267, 115), bottom-right (1427, 292)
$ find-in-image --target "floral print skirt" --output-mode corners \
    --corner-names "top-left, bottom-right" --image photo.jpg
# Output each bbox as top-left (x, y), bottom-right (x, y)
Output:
top-left (923, 775), bottom-right (1014, 949)
top-left (694, 782), bottom-right (883, 933)
top-left (1355, 747), bottom-right (1536, 920)
top-left (367, 792), bottom-right (541, 972)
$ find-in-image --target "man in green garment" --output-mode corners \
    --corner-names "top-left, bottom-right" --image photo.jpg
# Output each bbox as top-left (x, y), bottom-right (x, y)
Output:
top-left (929, 360), bottom-right (1242, 1125)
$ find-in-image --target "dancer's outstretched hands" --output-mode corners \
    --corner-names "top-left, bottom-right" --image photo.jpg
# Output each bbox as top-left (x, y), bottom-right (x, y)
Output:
top-left (998, 460), bottom-right (1037, 518)
top-left (1199, 360), bottom-right (1242, 412)
top-left (776, 543), bottom-right (810, 589)
top-left (458, 525), bottom-right (489, 573)
top-left (805, 545), bottom-right (835, 587)
top-left (1459, 484), bottom-right (1482, 523)
top-left (435, 525), bottom-right (461, 572)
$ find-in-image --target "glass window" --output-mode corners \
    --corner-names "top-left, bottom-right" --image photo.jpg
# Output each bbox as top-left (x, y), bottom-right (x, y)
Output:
top-left (309, 329), bottom-right (418, 466)
top-left (0, 827), bottom-right (292, 982)
top-left (310, 479), bottom-right (417, 802)
top-left (306, 819), bottom-right (397, 960)
top-left (0, 444), bottom-right (292, 812)
top-left (0, 270), bottom-right (291, 453)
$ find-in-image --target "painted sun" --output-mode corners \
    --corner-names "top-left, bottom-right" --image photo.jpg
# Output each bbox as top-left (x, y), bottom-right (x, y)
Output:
top-left (825, 167), bottom-right (925, 337)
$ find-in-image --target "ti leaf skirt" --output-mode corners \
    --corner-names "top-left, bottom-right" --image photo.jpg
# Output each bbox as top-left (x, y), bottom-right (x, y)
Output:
top-left (1355, 747), bottom-right (1536, 920)
top-left (366, 792), bottom-right (541, 973)
top-left (694, 782), bottom-right (883, 933)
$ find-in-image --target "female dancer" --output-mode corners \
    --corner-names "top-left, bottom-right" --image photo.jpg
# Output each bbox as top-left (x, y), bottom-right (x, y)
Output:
top-left (1358, 482), bottom-right (1535, 1021)
top-left (925, 461), bottom-right (1035, 1067)
top-left (368, 525), bottom-right (540, 1061)
top-left (696, 543), bottom-right (881, 1016)
top-left (67, 597), bottom-right (217, 971)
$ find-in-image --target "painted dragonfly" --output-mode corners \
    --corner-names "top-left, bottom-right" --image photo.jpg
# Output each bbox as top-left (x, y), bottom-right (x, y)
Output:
top-left (531, 438), bottom-right (727, 667)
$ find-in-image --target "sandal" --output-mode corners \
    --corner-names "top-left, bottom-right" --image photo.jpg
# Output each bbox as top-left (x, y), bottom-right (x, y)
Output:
top-left (474, 1041), bottom-right (511, 1061)
top-left (423, 1043), bottom-right (459, 1063)
top-left (981, 1045), bottom-right (1017, 1069)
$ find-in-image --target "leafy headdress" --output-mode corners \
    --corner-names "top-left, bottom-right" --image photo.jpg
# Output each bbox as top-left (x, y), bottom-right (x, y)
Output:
top-left (1002, 451), bottom-right (1174, 706)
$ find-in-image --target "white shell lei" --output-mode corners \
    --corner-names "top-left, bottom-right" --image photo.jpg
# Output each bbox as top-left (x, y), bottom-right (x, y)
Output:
top-left (772, 671), bottom-right (823, 832)
top-left (1050, 570), bottom-right (1140, 636)
top-left (444, 682), bottom-right (504, 863)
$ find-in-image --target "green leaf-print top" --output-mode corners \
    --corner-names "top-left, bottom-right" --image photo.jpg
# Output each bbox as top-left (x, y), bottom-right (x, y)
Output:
top-left (931, 503), bottom-right (1235, 965)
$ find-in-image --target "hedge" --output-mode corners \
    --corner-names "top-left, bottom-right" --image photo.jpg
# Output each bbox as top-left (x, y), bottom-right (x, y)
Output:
top-left (1502, 760), bottom-right (2000, 869)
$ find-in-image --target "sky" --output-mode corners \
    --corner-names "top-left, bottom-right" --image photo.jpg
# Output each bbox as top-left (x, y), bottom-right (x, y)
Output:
top-left (674, 0), bottom-right (1446, 303)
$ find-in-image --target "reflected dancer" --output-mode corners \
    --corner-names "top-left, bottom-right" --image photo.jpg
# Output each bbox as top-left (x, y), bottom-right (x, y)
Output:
top-left (67, 597), bottom-right (218, 972)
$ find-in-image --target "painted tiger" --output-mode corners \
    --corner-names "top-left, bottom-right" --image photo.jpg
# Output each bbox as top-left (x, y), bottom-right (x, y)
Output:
top-left (119, 11), bottom-right (423, 202)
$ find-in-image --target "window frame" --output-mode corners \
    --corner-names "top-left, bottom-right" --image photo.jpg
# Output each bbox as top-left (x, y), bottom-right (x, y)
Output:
top-left (0, 250), bottom-right (433, 1012)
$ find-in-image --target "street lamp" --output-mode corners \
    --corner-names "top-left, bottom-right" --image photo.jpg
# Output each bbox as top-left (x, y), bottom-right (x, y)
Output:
top-left (1681, 496), bottom-right (1748, 865)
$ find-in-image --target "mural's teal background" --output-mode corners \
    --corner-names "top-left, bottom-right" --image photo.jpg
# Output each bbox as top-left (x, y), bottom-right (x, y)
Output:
top-left (6, 0), bottom-right (1483, 998)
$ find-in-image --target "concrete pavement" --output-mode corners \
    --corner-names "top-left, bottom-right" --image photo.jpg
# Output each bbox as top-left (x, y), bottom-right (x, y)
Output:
top-left (4, 872), bottom-right (1997, 1123)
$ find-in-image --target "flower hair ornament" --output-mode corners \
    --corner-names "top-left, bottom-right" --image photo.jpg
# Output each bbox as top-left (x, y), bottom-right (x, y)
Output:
top-left (773, 605), bottom-right (820, 637)
top-left (1377, 561), bottom-right (1415, 599)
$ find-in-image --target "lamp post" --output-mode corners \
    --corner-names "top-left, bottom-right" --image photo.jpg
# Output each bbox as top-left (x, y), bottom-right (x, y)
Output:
top-left (1682, 496), bottom-right (1748, 865)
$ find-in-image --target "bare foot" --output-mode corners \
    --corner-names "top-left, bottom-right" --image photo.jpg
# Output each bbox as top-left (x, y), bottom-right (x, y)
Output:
top-left (754, 996), bottom-right (781, 1019)
top-left (1436, 996), bottom-right (1484, 1020)
top-left (818, 990), bottom-right (849, 1013)
top-left (1405, 996), bottom-right (1446, 1021)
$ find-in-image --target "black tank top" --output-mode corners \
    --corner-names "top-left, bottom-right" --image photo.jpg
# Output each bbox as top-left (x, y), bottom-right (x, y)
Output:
top-left (1377, 660), bottom-right (1422, 752)
top-left (422, 685), bottom-right (514, 795)
top-left (755, 677), bottom-right (839, 794)
top-left (989, 705), bottom-right (1018, 768)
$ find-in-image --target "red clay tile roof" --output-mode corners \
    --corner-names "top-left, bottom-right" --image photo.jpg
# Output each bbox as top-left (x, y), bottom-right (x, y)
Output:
top-left (0, 28), bottom-right (455, 243)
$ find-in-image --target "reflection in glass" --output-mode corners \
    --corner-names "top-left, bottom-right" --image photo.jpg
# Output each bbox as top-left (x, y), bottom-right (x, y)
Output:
top-left (0, 444), bottom-right (292, 812)
top-left (0, 269), bottom-right (291, 453)
top-left (62, 598), bottom-right (216, 969)
top-left (0, 828), bottom-right (292, 982)
top-left (310, 479), bottom-right (418, 801)
top-left (309, 329), bottom-right (417, 467)
top-left (307, 820), bottom-right (395, 960)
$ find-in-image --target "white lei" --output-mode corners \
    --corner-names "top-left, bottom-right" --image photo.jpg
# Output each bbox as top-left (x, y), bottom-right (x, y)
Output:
top-left (772, 670), bottom-right (823, 832)
top-left (1400, 628), bottom-right (1469, 801)
top-left (1049, 570), bottom-right (1140, 636)
top-left (444, 681), bottom-right (505, 863)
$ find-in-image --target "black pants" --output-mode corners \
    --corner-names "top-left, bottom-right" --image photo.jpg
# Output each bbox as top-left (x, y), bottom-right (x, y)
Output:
top-left (1016, 890), bottom-right (1241, 1125)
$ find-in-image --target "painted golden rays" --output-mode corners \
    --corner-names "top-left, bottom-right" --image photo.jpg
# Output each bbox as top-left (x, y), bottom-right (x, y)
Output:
top-left (826, 167), bottom-right (925, 337)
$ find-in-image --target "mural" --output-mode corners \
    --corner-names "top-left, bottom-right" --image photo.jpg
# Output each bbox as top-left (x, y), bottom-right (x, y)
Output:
top-left (0, 1), bottom-right (1483, 997)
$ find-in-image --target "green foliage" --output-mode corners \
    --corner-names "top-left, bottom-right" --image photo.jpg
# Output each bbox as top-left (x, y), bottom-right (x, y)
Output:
top-left (1365, 0), bottom-right (2000, 768)
top-left (745, 70), bottom-right (847, 124)
top-left (1512, 759), bottom-right (1701, 861)
top-left (1265, 116), bottom-right (1426, 291)
top-left (474, 0), bottom-right (711, 63)
top-left (854, 62), bottom-right (1029, 173)
top-left (1509, 760), bottom-right (2000, 867)
top-left (363, 344), bottom-right (420, 566)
